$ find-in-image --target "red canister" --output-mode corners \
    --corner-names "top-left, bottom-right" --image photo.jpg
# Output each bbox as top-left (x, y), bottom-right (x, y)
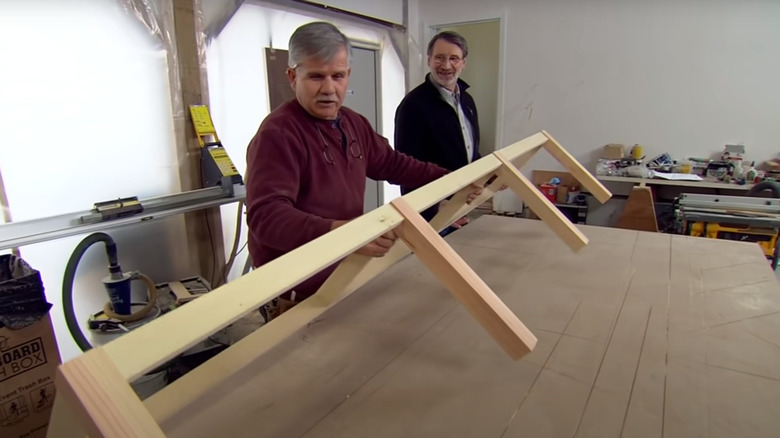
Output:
top-left (539, 183), bottom-right (557, 203)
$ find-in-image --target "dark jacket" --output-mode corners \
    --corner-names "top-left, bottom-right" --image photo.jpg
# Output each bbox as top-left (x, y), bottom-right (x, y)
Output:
top-left (394, 74), bottom-right (481, 220)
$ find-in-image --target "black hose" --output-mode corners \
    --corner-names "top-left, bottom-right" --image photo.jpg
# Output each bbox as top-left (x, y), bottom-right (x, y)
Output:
top-left (62, 232), bottom-right (123, 352)
top-left (747, 180), bottom-right (780, 198)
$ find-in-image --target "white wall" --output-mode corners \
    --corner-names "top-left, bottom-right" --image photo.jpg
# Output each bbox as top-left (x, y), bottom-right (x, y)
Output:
top-left (413, 0), bottom-right (780, 174)
top-left (306, 0), bottom-right (404, 24)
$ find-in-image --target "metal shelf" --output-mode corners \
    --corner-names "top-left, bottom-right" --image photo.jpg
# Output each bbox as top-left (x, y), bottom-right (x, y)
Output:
top-left (0, 185), bottom-right (246, 251)
top-left (553, 202), bottom-right (587, 209)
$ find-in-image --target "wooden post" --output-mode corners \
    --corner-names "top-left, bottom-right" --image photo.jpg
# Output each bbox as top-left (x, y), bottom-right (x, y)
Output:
top-left (170, 0), bottom-right (226, 282)
top-left (494, 151), bottom-right (589, 252)
top-left (429, 176), bottom-right (491, 230)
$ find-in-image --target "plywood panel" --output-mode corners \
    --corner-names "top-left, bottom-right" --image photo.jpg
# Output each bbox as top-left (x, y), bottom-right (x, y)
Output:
top-left (621, 307), bottom-right (668, 438)
top-left (708, 366), bottom-right (780, 438)
top-left (706, 312), bottom-right (780, 381)
top-left (575, 303), bottom-right (651, 438)
top-left (664, 359), bottom-right (710, 438)
top-left (114, 215), bottom-right (780, 437)
top-left (161, 257), bottom-right (461, 437)
top-left (618, 232), bottom-right (671, 438)
top-left (664, 235), bottom-right (709, 437)
top-left (302, 314), bottom-right (560, 438)
top-left (503, 335), bottom-right (607, 438)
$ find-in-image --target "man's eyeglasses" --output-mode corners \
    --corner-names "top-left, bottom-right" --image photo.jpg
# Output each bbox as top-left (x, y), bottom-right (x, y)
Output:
top-left (316, 121), bottom-right (363, 165)
top-left (432, 55), bottom-right (463, 66)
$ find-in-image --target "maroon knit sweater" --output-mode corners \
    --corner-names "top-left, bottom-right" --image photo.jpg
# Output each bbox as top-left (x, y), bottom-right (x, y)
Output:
top-left (246, 99), bottom-right (447, 299)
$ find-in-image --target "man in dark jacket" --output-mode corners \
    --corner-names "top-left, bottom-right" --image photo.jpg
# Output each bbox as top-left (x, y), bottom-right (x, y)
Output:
top-left (395, 31), bottom-right (480, 232)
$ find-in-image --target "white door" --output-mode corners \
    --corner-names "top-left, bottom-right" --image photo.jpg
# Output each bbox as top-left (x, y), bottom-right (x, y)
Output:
top-left (344, 45), bottom-right (383, 213)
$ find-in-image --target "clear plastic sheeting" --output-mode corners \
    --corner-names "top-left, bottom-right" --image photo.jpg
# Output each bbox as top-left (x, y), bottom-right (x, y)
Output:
top-left (199, 0), bottom-right (408, 91)
top-left (406, 25), bottom-right (428, 88)
top-left (118, 0), bottom-right (184, 118)
top-left (201, 0), bottom-right (245, 44)
top-left (0, 0), bottom-right (188, 361)
top-left (0, 166), bottom-right (11, 225)
top-left (385, 26), bottom-right (409, 87)
top-left (119, 0), bottom-right (165, 41)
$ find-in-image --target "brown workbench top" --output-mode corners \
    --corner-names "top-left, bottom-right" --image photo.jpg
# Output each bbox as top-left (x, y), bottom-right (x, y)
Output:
top-left (165, 216), bottom-right (780, 438)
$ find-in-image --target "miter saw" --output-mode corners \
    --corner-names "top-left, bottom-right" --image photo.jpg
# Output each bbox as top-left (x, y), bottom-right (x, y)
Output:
top-left (676, 191), bottom-right (780, 269)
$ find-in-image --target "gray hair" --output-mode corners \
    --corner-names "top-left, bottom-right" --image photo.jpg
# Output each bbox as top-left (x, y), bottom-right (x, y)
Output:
top-left (288, 22), bottom-right (352, 69)
top-left (427, 31), bottom-right (468, 58)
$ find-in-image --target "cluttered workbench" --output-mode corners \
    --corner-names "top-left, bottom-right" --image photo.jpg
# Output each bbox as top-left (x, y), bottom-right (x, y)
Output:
top-left (597, 175), bottom-right (753, 192)
top-left (596, 143), bottom-right (766, 199)
top-left (155, 215), bottom-right (780, 438)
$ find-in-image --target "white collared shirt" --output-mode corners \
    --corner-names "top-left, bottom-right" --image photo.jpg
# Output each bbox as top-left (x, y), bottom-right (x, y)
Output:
top-left (436, 84), bottom-right (475, 163)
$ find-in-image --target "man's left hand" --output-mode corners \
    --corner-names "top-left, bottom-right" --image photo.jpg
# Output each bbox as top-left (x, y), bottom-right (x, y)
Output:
top-left (466, 182), bottom-right (484, 204)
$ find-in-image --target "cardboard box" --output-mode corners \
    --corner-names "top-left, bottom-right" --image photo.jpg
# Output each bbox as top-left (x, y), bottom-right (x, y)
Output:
top-left (0, 315), bottom-right (60, 438)
top-left (0, 255), bottom-right (61, 438)
top-left (602, 144), bottom-right (625, 159)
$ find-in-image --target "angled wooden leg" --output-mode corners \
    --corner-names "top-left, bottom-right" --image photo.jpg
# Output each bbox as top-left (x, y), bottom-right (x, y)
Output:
top-left (314, 242), bottom-right (411, 300)
top-left (429, 176), bottom-right (492, 231)
top-left (541, 130), bottom-right (612, 203)
top-left (430, 145), bottom-right (542, 232)
top-left (494, 151), bottom-right (589, 252)
top-left (57, 349), bottom-right (165, 438)
top-left (428, 175), bottom-right (502, 230)
top-left (390, 198), bottom-right (537, 360)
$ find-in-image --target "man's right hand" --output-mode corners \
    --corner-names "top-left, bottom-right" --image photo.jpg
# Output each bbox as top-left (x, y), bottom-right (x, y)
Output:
top-left (331, 220), bottom-right (399, 257)
top-left (356, 230), bottom-right (398, 257)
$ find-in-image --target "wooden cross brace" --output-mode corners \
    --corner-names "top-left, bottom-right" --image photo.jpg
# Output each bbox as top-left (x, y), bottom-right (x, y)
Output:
top-left (47, 131), bottom-right (611, 437)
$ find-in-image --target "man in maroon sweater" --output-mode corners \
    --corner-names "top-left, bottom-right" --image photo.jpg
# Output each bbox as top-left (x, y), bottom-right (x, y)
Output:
top-left (246, 22), bottom-right (474, 320)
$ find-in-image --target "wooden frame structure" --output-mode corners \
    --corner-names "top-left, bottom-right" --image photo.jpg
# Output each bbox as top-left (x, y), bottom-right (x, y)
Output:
top-left (47, 131), bottom-right (611, 437)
